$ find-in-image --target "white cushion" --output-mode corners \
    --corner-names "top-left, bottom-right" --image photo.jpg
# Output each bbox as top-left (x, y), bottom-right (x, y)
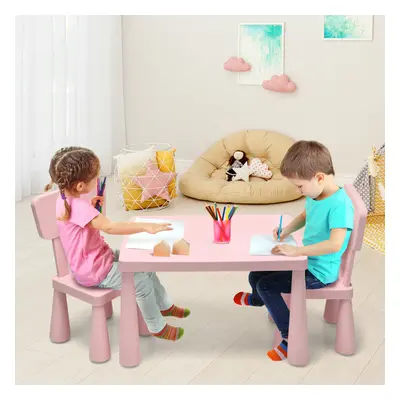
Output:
top-left (115, 146), bottom-right (155, 177)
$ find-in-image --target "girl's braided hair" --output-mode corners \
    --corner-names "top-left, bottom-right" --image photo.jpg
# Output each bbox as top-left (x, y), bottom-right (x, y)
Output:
top-left (44, 147), bottom-right (100, 220)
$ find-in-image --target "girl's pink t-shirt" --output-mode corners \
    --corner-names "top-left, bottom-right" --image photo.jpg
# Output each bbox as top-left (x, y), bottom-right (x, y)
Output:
top-left (56, 196), bottom-right (114, 287)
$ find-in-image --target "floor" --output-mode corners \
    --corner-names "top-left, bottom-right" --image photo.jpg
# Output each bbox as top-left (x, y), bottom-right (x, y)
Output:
top-left (15, 177), bottom-right (385, 385)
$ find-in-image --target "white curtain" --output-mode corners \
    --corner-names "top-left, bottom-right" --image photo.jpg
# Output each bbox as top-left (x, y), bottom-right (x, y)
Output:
top-left (15, 16), bottom-right (126, 201)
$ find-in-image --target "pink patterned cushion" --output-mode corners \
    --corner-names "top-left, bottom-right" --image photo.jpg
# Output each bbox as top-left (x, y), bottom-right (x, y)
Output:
top-left (250, 158), bottom-right (273, 180)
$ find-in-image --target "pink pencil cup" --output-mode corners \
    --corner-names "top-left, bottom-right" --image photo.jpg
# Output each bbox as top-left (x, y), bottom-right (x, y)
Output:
top-left (213, 220), bottom-right (231, 244)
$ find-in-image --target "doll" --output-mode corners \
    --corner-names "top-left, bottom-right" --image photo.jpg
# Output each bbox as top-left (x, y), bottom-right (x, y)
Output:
top-left (226, 150), bottom-right (249, 181)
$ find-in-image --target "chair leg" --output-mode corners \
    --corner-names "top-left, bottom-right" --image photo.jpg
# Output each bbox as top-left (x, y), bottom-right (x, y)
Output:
top-left (90, 305), bottom-right (111, 363)
top-left (50, 290), bottom-right (70, 343)
top-left (335, 299), bottom-right (356, 356)
top-left (324, 299), bottom-right (340, 324)
top-left (137, 303), bottom-right (151, 336)
top-left (105, 301), bottom-right (113, 319)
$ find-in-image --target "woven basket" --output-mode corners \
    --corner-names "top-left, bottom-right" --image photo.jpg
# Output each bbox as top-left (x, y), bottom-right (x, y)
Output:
top-left (114, 143), bottom-right (177, 211)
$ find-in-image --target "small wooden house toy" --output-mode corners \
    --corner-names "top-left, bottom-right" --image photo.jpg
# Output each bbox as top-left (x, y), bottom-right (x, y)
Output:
top-left (153, 240), bottom-right (171, 257)
top-left (172, 239), bottom-right (190, 256)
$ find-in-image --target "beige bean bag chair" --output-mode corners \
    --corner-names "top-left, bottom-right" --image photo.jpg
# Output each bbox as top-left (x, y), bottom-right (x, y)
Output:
top-left (179, 130), bottom-right (302, 204)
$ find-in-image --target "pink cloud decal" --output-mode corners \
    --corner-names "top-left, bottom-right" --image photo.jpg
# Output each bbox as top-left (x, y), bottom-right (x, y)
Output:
top-left (262, 75), bottom-right (297, 93)
top-left (224, 57), bottom-right (251, 72)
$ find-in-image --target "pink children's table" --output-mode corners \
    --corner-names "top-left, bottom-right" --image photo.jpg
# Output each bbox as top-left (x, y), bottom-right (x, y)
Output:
top-left (118, 214), bottom-right (309, 367)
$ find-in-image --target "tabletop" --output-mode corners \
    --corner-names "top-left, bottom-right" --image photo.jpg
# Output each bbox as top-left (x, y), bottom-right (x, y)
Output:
top-left (118, 214), bottom-right (307, 273)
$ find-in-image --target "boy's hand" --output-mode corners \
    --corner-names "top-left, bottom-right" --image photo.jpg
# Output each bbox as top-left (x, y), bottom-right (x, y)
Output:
top-left (273, 226), bottom-right (289, 242)
top-left (143, 223), bottom-right (173, 234)
top-left (271, 244), bottom-right (299, 257)
top-left (91, 196), bottom-right (104, 208)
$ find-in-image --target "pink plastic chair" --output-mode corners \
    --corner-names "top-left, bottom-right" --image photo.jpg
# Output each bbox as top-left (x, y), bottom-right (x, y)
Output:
top-left (30, 189), bottom-right (134, 363)
top-left (273, 184), bottom-right (367, 355)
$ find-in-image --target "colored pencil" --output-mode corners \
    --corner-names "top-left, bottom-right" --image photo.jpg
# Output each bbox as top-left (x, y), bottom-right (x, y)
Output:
top-left (101, 177), bottom-right (107, 193)
top-left (207, 206), bottom-right (217, 220)
top-left (204, 203), bottom-right (217, 220)
top-left (205, 207), bottom-right (216, 220)
top-left (222, 206), bottom-right (226, 221)
top-left (96, 177), bottom-right (107, 213)
top-left (100, 177), bottom-right (107, 211)
top-left (226, 205), bottom-right (231, 220)
top-left (277, 215), bottom-right (283, 241)
top-left (228, 205), bottom-right (238, 220)
top-left (95, 180), bottom-right (101, 211)
top-left (207, 205), bottom-right (217, 220)
top-left (217, 208), bottom-right (223, 222)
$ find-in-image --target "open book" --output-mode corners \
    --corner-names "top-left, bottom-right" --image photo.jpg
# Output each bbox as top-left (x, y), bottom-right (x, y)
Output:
top-left (249, 234), bottom-right (297, 256)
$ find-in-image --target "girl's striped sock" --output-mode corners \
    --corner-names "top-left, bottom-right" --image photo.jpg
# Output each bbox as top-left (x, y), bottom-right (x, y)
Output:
top-left (152, 324), bottom-right (184, 341)
top-left (233, 292), bottom-right (254, 306)
top-left (161, 304), bottom-right (190, 318)
top-left (267, 339), bottom-right (288, 361)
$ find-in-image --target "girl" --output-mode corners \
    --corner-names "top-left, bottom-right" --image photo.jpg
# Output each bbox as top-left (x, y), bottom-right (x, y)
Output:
top-left (45, 146), bottom-right (190, 341)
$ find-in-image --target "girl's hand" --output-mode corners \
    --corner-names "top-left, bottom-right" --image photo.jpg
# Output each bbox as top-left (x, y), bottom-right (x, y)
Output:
top-left (273, 226), bottom-right (288, 242)
top-left (271, 244), bottom-right (299, 257)
top-left (143, 223), bottom-right (173, 234)
top-left (91, 196), bottom-right (104, 208)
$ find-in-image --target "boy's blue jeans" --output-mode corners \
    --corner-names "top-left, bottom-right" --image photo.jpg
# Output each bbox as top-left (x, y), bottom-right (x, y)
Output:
top-left (249, 270), bottom-right (327, 340)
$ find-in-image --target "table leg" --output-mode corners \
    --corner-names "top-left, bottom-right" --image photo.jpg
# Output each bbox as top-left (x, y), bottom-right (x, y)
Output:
top-left (119, 272), bottom-right (141, 367)
top-left (137, 303), bottom-right (151, 336)
top-left (287, 270), bottom-right (309, 366)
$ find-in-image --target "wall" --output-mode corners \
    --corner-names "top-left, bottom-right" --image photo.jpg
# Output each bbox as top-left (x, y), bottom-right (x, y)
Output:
top-left (122, 15), bottom-right (385, 177)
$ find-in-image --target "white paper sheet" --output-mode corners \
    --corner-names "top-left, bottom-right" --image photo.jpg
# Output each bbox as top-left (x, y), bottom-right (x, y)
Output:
top-left (126, 218), bottom-right (185, 250)
top-left (249, 234), bottom-right (297, 256)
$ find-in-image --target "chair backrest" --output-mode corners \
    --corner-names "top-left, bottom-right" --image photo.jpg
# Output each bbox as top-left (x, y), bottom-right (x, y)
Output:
top-left (339, 184), bottom-right (368, 286)
top-left (31, 187), bottom-right (101, 278)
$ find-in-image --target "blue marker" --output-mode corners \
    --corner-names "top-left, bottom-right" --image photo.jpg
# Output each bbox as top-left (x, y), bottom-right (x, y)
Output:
top-left (277, 215), bottom-right (283, 241)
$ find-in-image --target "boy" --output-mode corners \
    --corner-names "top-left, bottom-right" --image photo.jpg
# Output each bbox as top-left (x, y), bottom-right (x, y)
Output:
top-left (233, 140), bottom-right (354, 361)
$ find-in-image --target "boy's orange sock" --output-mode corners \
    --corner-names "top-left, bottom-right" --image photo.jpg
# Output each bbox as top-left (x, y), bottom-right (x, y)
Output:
top-left (267, 339), bottom-right (288, 361)
top-left (233, 292), bottom-right (254, 306)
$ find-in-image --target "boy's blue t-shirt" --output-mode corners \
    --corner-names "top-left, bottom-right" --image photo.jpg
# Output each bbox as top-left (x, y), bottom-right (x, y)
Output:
top-left (303, 188), bottom-right (354, 284)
